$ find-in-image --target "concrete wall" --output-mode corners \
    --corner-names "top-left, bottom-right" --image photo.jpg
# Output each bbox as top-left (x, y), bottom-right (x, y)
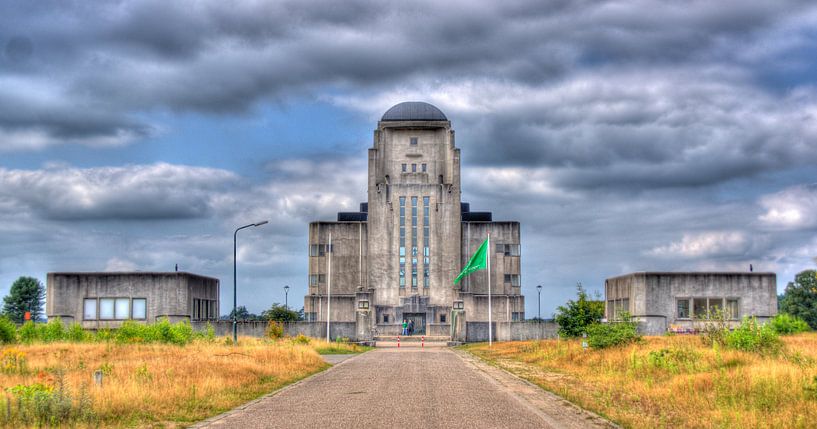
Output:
top-left (465, 321), bottom-right (557, 342)
top-left (191, 321), bottom-right (358, 341)
top-left (47, 272), bottom-right (219, 329)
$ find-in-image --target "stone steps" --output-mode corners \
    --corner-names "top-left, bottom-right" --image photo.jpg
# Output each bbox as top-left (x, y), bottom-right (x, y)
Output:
top-left (374, 335), bottom-right (450, 342)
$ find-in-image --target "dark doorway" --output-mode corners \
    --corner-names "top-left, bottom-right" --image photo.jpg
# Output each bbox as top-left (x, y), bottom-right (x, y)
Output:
top-left (404, 313), bottom-right (426, 335)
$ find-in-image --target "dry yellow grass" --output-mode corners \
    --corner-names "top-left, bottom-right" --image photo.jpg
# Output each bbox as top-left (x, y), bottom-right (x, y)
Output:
top-left (0, 337), bottom-right (335, 427)
top-left (464, 333), bottom-right (817, 429)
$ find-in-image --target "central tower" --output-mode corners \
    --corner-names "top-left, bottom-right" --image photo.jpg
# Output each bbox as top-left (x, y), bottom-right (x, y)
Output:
top-left (367, 102), bottom-right (462, 326)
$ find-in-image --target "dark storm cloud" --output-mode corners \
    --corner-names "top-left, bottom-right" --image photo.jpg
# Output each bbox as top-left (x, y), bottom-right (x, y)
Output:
top-left (2, 0), bottom-right (814, 150)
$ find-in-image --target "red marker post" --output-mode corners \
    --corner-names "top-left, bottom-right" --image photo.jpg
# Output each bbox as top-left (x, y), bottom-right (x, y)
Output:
top-left (397, 335), bottom-right (400, 348)
top-left (422, 336), bottom-right (425, 350)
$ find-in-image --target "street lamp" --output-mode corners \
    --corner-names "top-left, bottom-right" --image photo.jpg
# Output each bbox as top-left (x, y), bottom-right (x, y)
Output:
top-left (233, 220), bottom-right (269, 344)
top-left (284, 285), bottom-right (290, 310)
top-left (536, 285), bottom-right (542, 321)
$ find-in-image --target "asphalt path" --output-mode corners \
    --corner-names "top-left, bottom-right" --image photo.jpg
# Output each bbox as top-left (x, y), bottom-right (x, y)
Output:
top-left (194, 347), bottom-right (615, 429)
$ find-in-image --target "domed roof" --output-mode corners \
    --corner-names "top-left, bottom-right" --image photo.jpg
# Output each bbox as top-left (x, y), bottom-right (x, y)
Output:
top-left (381, 101), bottom-right (448, 121)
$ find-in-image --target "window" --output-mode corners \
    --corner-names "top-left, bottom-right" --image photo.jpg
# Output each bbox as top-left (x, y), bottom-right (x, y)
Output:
top-left (496, 244), bottom-right (521, 256)
top-left (693, 298), bottom-right (708, 318)
top-left (83, 299), bottom-right (97, 320)
top-left (309, 274), bottom-right (326, 285)
top-left (440, 314), bottom-right (446, 323)
top-left (512, 312), bottom-right (522, 321)
top-left (410, 137), bottom-right (418, 145)
top-left (383, 314), bottom-right (389, 323)
top-left (677, 299), bottom-right (690, 319)
top-left (99, 298), bottom-right (115, 320)
top-left (402, 163), bottom-right (407, 172)
top-left (421, 163), bottom-right (427, 172)
top-left (503, 274), bottom-right (520, 286)
top-left (726, 299), bottom-right (739, 320)
top-left (412, 163), bottom-right (417, 172)
top-left (115, 298), bottom-right (130, 320)
top-left (708, 298), bottom-right (723, 315)
top-left (310, 244), bottom-right (332, 256)
top-left (132, 298), bottom-right (146, 320)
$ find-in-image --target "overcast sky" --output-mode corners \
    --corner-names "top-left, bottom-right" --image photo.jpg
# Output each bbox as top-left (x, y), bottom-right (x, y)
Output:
top-left (2, 0), bottom-right (816, 318)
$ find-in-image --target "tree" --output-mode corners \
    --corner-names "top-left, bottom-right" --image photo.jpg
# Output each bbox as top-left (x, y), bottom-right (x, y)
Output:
top-left (779, 270), bottom-right (817, 329)
top-left (3, 276), bottom-right (45, 323)
top-left (554, 283), bottom-right (604, 338)
top-left (261, 303), bottom-right (303, 322)
top-left (223, 305), bottom-right (262, 321)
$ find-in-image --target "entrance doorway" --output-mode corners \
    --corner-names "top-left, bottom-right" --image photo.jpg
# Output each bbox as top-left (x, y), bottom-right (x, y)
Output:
top-left (403, 313), bottom-right (426, 335)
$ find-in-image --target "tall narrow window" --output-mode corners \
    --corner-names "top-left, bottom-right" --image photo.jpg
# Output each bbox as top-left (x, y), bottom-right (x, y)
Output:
top-left (402, 163), bottom-right (407, 172)
top-left (412, 164), bottom-right (417, 172)
top-left (421, 163), bottom-right (427, 172)
top-left (399, 197), bottom-right (406, 288)
top-left (726, 299), bottom-right (739, 320)
top-left (423, 196), bottom-right (430, 288)
top-left (410, 137), bottom-right (418, 145)
top-left (677, 299), bottom-right (690, 319)
top-left (411, 196), bottom-right (418, 289)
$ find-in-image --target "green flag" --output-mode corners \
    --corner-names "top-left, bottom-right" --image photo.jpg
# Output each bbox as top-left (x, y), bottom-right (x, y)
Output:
top-left (454, 238), bottom-right (489, 284)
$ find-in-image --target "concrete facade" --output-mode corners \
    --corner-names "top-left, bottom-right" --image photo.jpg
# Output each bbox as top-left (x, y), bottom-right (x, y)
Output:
top-left (303, 102), bottom-right (525, 340)
top-left (47, 272), bottom-right (219, 328)
top-left (605, 272), bottom-right (777, 335)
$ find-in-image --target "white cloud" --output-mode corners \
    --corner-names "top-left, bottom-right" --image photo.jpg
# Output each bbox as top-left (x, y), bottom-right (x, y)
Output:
top-left (759, 184), bottom-right (817, 230)
top-left (104, 258), bottom-right (138, 272)
top-left (648, 231), bottom-right (757, 259)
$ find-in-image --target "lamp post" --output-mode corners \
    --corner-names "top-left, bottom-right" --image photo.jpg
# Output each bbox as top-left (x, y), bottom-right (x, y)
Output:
top-left (536, 285), bottom-right (542, 321)
top-left (233, 220), bottom-right (269, 344)
top-left (284, 285), bottom-right (290, 310)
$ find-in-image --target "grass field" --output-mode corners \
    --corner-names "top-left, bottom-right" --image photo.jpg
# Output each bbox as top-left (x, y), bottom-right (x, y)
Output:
top-left (0, 337), bottom-right (365, 428)
top-left (463, 333), bottom-right (817, 429)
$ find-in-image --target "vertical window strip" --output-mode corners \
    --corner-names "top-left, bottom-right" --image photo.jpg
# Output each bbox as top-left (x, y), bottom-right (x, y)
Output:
top-left (399, 197), bottom-right (406, 288)
top-left (423, 196), bottom-right (430, 288)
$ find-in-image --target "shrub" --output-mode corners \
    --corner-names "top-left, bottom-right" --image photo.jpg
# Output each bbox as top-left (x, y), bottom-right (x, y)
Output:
top-left (646, 347), bottom-right (701, 373)
top-left (66, 323), bottom-right (90, 342)
top-left (18, 321), bottom-right (37, 344)
top-left (168, 320), bottom-right (194, 345)
top-left (586, 313), bottom-right (640, 349)
top-left (291, 334), bottom-right (310, 345)
top-left (770, 313), bottom-right (810, 335)
top-left (265, 321), bottom-right (284, 340)
top-left (1, 349), bottom-right (27, 374)
top-left (724, 316), bottom-right (782, 355)
top-left (696, 308), bottom-right (730, 347)
top-left (554, 283), bottom-right (604, 338)
top-left (41, 317), bottom-right (67, 342)
top-left (0, 317), bottom-right (17, 343)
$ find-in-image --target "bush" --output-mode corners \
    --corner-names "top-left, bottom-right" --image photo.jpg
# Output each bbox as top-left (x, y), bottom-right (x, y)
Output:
top-left (724, 316), bottom-right (782, 355)
top-left (66, 323), bottom-right (90, 342)
top-left (265, 321), bottom-right (284, 340)
top-left (41, 318), bottom-right (67, 342)
top-left (290, 334), bottom-right (310, 345)
top-left (554, 284), bottom-right (604, 338)
top-left (586, 313), bottom-right (640, 349)
top-left (18, 321), bottom-right (37, 344)
top-left (770, 313), bottom-right (810, 335)
top-left (0, 317), bottom-right (17, 344)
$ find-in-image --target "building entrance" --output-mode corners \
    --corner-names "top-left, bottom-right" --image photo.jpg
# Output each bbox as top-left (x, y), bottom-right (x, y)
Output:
top-left (404, 313), bottom-right (426, 335)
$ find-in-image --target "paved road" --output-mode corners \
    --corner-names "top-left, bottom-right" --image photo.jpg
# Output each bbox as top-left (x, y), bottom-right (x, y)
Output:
top-left (195, 347), bottom-right (614, 429)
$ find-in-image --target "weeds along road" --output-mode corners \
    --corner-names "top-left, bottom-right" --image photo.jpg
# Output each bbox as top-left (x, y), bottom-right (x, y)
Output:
top-left (194, 347), bottom-right (616, 429)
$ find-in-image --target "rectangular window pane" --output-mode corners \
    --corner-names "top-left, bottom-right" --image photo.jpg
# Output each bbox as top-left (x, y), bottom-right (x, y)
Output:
top-left (726, 299), bottom-right (739, 319)
top-left (708, 298), bottom-right (723, 315)
top-left (100, 298), bottom-right (114, 319)
top-left (132, 298), bottom-right (146, 319)
top-left (510, 244), bottom-right (520, 256)
top-left (511, 275), bottom-right (520, 287)
top-left (115, 298), bottom-right (130, 320)
top-left (496, 244), bottom-right (504, 253)
top-left (83, 299), bottom-right (97, 320)
top-left (677, 299), bottom-right (690, 318)
top-left (402, 163), bottom-right (407, 172)
top-left (421, 163), bottom-right (427, 172)
top-left (693, 298), bottom-right (708, 318)
top-left (412, 164), bottom-right (417, 172)
top-left (410, 137), bottom-right (418, 145)
top-left (400, 197), bottom-right (405, 206)
top-left (504, 274), bottom-right (511, 283)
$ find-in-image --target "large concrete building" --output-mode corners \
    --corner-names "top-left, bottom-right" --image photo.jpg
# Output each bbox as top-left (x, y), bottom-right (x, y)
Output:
top-left (605, 272), bottom-right (777, 335)
top-left (303, 102), bottom-right (525, 339)
top-left (47, 272), bottom-right (219, 328)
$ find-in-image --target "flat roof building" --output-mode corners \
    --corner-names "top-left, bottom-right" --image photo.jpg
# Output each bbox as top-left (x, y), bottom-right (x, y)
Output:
top-left (46, 272), bottom-right (219, 328)
top-left (605, 272), bottom-right (777, 335)
top-left (303, 102), bottom-right (525, 340)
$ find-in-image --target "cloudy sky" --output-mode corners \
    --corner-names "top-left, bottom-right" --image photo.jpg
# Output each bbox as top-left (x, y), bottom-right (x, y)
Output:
top-left (1, 0), bottom-right (816, 318)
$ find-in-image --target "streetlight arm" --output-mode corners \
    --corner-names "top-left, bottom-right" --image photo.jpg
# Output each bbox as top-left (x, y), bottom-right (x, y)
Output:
top-left (232, 220), bottom-right (269, 344)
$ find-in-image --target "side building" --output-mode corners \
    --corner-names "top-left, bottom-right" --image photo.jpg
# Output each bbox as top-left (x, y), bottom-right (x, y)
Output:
top-left (46, 272), bottom-right (219, 328)
top-left (303, 101), bottom-right (525, 341)
top-left (605, 272), bottom-right (777, 335)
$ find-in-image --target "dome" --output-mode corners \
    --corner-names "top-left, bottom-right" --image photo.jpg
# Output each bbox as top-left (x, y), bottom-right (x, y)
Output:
top-left (381, 101), bottom-right (448, 121)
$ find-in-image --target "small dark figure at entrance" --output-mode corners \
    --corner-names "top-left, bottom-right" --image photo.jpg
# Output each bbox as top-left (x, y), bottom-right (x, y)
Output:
top-left (408, 319), bottom-right (415, 336)
top-left (402, 319), bottom-right (408, 336)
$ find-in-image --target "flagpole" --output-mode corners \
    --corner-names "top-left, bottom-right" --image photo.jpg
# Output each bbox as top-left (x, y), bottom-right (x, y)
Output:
top-left (327, 232), bottom-right (332, 342)
top-left (488, 232), bottom-right (492, 347)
